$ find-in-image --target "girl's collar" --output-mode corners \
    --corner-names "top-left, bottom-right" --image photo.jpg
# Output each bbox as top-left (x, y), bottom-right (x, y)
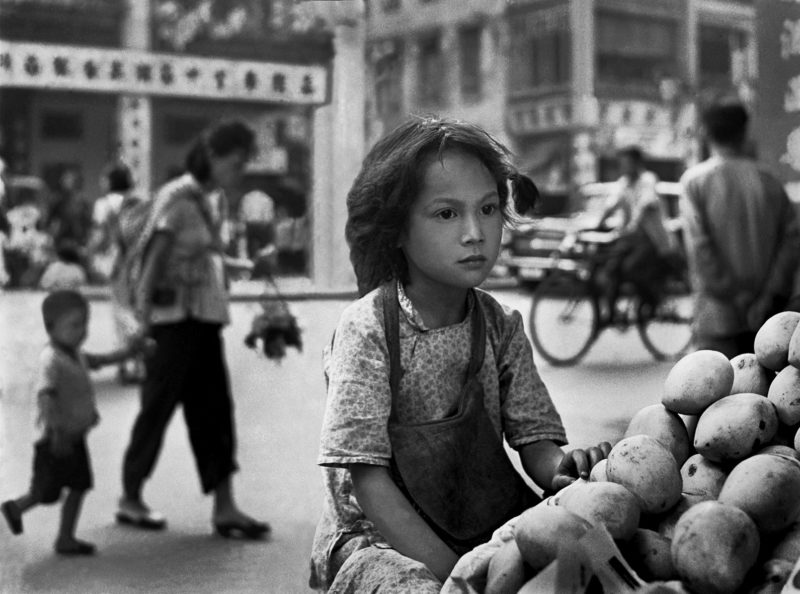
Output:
top-left (396, 280), bottom-right (474, 331)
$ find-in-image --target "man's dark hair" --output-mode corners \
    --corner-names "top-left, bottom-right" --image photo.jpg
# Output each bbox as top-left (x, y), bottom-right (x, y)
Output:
top-left (702, 102), bottom-right (749, 147)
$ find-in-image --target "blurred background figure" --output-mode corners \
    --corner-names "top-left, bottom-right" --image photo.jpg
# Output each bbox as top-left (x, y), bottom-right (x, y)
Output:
top-left (39, 240), bottom-right (87, 292)
top-left (88, 161), bottom-right (146, 384)
top-left (239, 188), bottom-right (276, 278)
top-left (46, 167), bottom-right (92, 280)
top-left (680, 102), bottom-right (800, 357)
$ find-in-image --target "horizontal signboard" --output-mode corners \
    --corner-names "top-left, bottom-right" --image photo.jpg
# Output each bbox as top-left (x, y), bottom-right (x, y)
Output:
top-left (0, 40), bottom-right (329, 104)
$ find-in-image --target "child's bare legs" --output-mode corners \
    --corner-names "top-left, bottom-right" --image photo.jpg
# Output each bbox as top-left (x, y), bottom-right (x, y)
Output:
top-left (54, 489), bottom-right (94, 555)
top-left (1, 493), bottom-right (40, 535)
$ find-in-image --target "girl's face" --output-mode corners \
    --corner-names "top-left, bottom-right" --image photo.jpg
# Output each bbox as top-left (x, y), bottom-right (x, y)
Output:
top-left (49, 308), bottom-right (89, 351)
top-left (210, 148), bottom-right (249, 191)
top-left (400, 149), bottom-right (503, 295)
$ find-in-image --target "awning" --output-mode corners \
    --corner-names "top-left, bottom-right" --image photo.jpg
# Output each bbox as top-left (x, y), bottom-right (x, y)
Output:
top-left (0, 40), bottom-right (330, 105)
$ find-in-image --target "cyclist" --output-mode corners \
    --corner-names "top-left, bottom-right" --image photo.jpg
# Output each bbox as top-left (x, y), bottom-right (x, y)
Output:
top-left (596, 145), bottom-right (677, 322)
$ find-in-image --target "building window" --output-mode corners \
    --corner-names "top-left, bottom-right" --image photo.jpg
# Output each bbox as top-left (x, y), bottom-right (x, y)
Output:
top-left (374, 40), bottom-right (404, 120)
top-left (699, 24), bottom-right (750, 87)
top-left (596, 11), bottom-right (678, 88)
top-left (509, 8), bottom-right (570, 93)
top-left (40, 110), bottom-right (82, 140)
top-left (459, 25), bottom-right (482, 101)
top-left (417, 32), bottom-right (445, 107)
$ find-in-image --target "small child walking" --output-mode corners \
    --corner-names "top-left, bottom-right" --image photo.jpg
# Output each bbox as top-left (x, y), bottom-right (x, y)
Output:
top-left (1, 289), bottom-right (148, 555)
top-left (309, 116), bottom-right (611, 592)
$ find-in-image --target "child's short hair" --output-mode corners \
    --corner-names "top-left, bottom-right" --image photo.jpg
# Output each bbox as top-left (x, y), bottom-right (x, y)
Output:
top-left (345, 115), bottom-right (539, 296)
top-left (42, 290), bottom-right (88, 331)
top-left (702, 102), bottom-right (749, 147)
top-left (617, 145), bottom-right (644, 164)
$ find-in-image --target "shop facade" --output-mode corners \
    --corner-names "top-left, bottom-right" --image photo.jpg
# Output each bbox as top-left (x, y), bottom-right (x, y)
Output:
top-left (0, 0), bottom-right (364, 291)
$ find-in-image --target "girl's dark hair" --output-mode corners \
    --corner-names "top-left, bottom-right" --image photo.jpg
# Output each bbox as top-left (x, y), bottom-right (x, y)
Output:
top-left (185, 120), bottom-right (256, 183)
top-left (105, 162), bottom-right (134, 193)
top-left (345, 115), bottom-right (539, 296)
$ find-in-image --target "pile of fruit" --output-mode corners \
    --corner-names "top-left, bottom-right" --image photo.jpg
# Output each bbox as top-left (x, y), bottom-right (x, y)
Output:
top-left (478, 311), bottom-right (800, 594)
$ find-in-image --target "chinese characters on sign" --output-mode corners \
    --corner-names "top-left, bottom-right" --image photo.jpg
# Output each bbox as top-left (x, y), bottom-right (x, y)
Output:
top-left (0, 40), bottom-right (329, 105)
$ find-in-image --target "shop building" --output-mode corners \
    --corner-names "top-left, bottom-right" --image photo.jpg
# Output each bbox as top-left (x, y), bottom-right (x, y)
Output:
top-left (506, 0), bottom-right (757, 206)
top-left (0, 0), bottom-right (365, 291)
top-left (365, 0), bottom-right (756, 213)
top-left (364, 0), bottom-right (510, 148)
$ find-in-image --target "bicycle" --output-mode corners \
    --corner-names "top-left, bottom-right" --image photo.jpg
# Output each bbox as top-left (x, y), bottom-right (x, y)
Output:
top-left (527, 228), bottom-right (693, 366)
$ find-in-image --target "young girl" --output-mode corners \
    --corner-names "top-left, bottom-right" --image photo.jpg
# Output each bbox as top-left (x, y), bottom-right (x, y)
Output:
top-left (309, 117), bottom-right (610, 592)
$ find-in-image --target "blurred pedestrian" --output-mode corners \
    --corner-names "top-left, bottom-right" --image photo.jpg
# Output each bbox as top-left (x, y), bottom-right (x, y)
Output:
top-left (87, 162), bottom-right (146, 384)
top-left (39, 241), bottom-right (87, 292)
top-left (47, 167), bottom-right (92, 276)
top-left (1, 290), bottom-right (148, 555)
top-left (597, 145), bottom-right (677, 321)
top-left (680, 101), bottom-right (800, 357)
top-left (116, 120), bottom-right (269, 539)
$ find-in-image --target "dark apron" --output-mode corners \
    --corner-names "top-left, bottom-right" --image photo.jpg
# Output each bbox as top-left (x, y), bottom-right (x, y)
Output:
top-left (382, 283), bottom-right (538, 555)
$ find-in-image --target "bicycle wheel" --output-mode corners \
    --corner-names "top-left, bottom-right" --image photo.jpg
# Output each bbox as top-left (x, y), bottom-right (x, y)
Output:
top-left (529, 272), bottom-right (599, 366)
top-left (637, 284), bottom-right (693, 361)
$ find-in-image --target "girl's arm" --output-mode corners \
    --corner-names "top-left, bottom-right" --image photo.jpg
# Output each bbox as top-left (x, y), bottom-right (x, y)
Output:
top-left (350, 464), bottom-right (459, 583)
top-left (519, 440), bottom-right (610, 493)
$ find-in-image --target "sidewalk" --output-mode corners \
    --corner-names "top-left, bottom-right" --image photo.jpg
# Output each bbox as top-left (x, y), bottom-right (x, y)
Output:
top-left (78, 274), bottom-right (521, 302)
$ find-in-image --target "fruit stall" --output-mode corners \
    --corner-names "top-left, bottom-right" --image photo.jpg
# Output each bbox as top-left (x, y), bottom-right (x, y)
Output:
top-left (442, 311), bottom-right (800, 593)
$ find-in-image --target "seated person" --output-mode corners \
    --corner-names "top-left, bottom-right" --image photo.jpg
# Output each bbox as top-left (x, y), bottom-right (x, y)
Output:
top-left (597, 146), bottom-right (676, 320)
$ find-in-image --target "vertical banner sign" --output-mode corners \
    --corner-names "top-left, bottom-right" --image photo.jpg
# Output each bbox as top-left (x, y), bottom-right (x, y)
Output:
top-left (756, 0), bottom-right (800, 202)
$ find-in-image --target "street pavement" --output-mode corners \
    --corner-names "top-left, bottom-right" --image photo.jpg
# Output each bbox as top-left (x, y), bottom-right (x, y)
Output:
top-left (0, 287), bottom-right (676, 593)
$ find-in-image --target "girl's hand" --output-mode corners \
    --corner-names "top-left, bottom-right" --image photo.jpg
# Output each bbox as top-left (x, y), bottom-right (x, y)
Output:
top-left (551, 441), bottom-right (612, 492)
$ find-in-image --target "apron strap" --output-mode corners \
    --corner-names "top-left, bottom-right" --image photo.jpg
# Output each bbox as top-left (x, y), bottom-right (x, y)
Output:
top-left (381, 281), bottom-right (486, 420)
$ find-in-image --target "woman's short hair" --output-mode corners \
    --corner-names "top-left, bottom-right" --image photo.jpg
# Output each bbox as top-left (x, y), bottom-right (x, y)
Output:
top-left (185, 120), bottom-right (256, 183)
top-left (345, 115), bottom-right (538, 296)
top-left (41, 289), bottom-right (88, 331)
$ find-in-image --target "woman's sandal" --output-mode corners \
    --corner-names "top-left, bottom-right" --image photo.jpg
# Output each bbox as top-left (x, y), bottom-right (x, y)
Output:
top-left (55, 539), bottom-right (96, 556)
top-left (213, 518), bottom-right (271, 540)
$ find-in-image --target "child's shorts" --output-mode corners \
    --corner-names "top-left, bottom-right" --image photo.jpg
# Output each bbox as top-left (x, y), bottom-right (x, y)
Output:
top-left (30, 436), bottom-right (93, 504)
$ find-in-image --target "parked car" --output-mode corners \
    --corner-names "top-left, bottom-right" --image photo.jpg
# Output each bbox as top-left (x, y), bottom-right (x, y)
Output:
top-left (501, 181), bottom-right (683, 287)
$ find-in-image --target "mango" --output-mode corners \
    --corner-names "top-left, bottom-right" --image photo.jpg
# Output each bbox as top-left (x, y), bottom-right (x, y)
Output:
top-left (606, 434), bottom-right (682, 514)
top-left (693, 393), bottom-right (779, 462)
top-left (768, 365), bottom-right (800, 425)
top-left (671, 500), bottom-right (759, 594)
top-left (589, 458), bottom-right (608, 482)
top-left (788, 317), bottom-right (800, 369)
top-left (662, 350), bottom-right (733, 414)
top-left (513, 504), bottom-right (592, 574)
top-left (624, 404), bottom-right (691, 466)
top-left (679, 453), bottom-right (727, 502)
top-left (718, 453), bottom-right (800, 533)
top-left (755, 311), bottom-right (800, 371)
top-left (486, 539), bottom-right (527, 594)
top-left (553, 478), bottom-right (640, 540)
top-left (657, 495), bottom-right (694, 540)
top-left (730, 353), bottom-right (773, 395)
top-left (766, 521), bottom-right (800, 564)
top-left (758, 444), bottom-right (800, 461)
top-left (622, 528), bottom-right (677, 582)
